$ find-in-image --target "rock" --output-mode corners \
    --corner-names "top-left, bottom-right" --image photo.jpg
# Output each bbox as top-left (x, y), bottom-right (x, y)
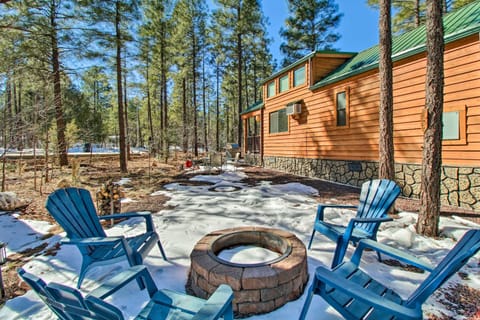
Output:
top-left (0, 192), bottom-right (30, 211)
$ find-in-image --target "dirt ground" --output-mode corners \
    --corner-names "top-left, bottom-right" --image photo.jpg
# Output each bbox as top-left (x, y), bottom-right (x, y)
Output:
top-left (0, 154), bottom-right (479, 319)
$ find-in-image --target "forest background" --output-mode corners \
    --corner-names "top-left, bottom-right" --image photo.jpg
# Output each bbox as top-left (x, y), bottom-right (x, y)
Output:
top-left (0, 0), bottom-right (476, 176)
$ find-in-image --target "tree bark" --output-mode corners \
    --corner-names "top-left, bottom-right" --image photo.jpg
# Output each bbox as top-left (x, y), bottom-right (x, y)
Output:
top-left (115, 0), bottom-right (127, 172)
top-left (417, 0), bottom-right (444, 237)
top-left (50, 0), bottom-right (68, 166)
top-left (378, 0), bottom-right (395, 180)
top-left (182, 77), bottom-right (188, 152)
top-left (202, 57), bottom-right (208, 153)
top-left (192, 28), bottom-right (198, 157)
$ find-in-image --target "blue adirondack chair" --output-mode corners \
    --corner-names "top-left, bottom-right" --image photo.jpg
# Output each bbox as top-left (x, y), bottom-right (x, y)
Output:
top-left (308, 179), bottom-right (400, 267)
top-left (46, 187), bottom-right (167, 288)
top-left (18, 265), bottom-right (234, 320)
top-left (300, 229), bottom-right (480, 320)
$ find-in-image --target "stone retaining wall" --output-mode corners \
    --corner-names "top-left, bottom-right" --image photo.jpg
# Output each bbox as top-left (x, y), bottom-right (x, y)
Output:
top-left (262, 156), bottom-right (480, 211)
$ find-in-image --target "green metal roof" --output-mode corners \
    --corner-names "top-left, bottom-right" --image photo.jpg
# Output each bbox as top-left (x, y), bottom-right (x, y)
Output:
top-left (241, 100), bottom-right (264, 115)
top-left (311, 1), bottom-right (480, 90)
top-left (261, 50), bottom-right (356, 85)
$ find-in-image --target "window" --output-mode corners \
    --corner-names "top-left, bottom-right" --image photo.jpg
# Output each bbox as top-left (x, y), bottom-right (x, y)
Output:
top-left (422, 105), bottom-right (466, 145)
top-left (279, 75), bottom-right (289, 93)
top-left (443, 111), bottom-right (460, 140)
top-left (269, 109), bottom-right (288, 133)
top-left (293, 66), bottom-right (306, 87)
top-left (336, 90), bottom-right (348, 127)
top-left (267, 81), bottom-right (275, 98)
top-left (247, 116), bottom-right (261, 153)
top-left (442, 105), bottom-right (466, 145)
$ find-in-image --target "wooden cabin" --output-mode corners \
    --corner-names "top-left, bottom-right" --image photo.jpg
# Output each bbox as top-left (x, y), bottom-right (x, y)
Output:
top-left (241, 1), bottom-right (480, 211)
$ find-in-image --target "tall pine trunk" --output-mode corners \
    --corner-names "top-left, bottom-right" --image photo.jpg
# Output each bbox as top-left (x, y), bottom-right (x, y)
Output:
top-left (417, 0), bottom-right (444, 236)
top-left (202, 57), bottom-right (208, 153)
top-left (216, 63), bottom-right (220, 151)
top-left (146, 56), bottom-right (155, 155)
top-left (237, 30), bottom-right (243, 147)
top-left (50, 0), bottom-right (68, 166)
top-left (115, 0), bottom-right (127, 173)
top-left (192, 31), bottom-right (198, 157)
top-left (182, 78), bottom-right (188, 152)
top-left (378, 0), bottom-right (395, 180)
top-left (161, 38), bottom-right (168, 162)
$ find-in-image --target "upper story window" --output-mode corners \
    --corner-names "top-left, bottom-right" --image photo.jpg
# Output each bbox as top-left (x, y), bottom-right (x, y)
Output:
top-left (293, 66), bottom-right (306, 87)
top-left (335, 89), bottom-right (349, 127)
top-left (267, 81), bottom-right (276, 98)
top-left (279, 74), bottom-right (289, 93)
top-left (269, 108), bottom-right (288, 133)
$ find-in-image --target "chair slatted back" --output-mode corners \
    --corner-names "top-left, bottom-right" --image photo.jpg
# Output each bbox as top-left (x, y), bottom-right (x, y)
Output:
top-left (46, 188), bottom-right (106, 239)
top-left (356, 179), bottom-right (401, 234)
top-left (407, 229), bottom-right (480, 307)
top-left (18, 268), bottom-right (73, 320)
top-left (46, 283), bottom-right (123, 320)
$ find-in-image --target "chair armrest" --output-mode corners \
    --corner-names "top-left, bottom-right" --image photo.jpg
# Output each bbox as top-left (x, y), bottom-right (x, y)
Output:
top-left (350, 216), bottom-right (393, 224)
top-left (61, 236), bottom-right (125, 247)
top-left (99, 211), bottom-right (155, 232)
top-left (315, 265), bottom-right (422, 320)
top-left (190, 284), bottom-right (234, 320)
top-left (62, 236), bottom-right (135, 265)
top-left (316, 204), bottom-right (357, 221)
top-left (351, 239), bottom-right (434, 272)
top-left (88, 265), bottom-right (158, 300)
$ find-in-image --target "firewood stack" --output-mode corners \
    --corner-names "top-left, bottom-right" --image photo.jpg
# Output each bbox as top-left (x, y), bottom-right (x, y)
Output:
top-left (96, 181), bottom-right (123, 215)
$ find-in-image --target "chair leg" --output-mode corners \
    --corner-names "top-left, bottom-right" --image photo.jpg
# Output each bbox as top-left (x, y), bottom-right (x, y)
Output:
top-left (158, 240), bottom-right (167, 261)
top-left (331, 238), bottom-right (347, 268)
top-left (299, 279), bottom-right (317, 320)
top-left (308, 229), bottom-right (316, 250)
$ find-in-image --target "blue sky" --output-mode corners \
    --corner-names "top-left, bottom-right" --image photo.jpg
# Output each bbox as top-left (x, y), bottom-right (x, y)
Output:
top-left (261, 0), bottom-right (380, 62)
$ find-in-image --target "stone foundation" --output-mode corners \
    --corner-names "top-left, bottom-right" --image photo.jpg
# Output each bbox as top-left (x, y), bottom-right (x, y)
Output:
top-left (263, 156), bottom-right (480, 211)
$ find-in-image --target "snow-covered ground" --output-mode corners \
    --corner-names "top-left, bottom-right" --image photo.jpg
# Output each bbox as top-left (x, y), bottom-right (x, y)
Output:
top-left (0, 169), bottom-right (479, 319)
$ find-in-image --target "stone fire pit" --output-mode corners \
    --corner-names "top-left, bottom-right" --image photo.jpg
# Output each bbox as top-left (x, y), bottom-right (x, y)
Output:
top-left (188, 226), bottom-right (308, 317)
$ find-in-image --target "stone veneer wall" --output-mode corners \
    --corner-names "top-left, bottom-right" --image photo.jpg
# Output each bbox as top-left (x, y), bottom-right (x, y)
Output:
top-left (262, 156), bottom-right (480, 211)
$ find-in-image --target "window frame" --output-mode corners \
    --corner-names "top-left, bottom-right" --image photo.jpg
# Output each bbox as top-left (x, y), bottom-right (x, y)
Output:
top-left (421, 105), bottom-right (467, 145)
top-left (279, 74), bottom-right (289, 93)
top-left (267, 81), bottom-right (276, 98)
top-left (442, 105), bottom-right (467, 145)
top-left (335, 88), bottom-right (350, 128)
top-left (269, 108), bottom-right (289, 134)
top-left (293, 65), bottom-right (306, 87)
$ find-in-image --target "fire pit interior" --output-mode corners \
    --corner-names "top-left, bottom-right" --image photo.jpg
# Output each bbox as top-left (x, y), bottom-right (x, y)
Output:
top-left (188, 227), bottom-right (308, 317)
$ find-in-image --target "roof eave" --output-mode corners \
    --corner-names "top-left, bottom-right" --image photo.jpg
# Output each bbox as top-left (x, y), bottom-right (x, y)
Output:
top-left (310, 25), bottom-right (480, 91)
top-left (261, 50), bottom-right (356, 85)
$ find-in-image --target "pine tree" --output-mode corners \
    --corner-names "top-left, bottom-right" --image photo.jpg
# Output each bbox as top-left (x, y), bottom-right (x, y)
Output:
top-left (213, 0), bottom-right (272, 146)
top-left (417, 0), bottom-right (444, 237)
top-left (378, 0), bottom-right (395, 181)
top-left (139, 0), bottom-right (173, 159)
top-left (76, 0), bottom-right (140, 172)
top-left (3, 0), bottom-right (76, 166)
top-left (171, 0), bottom-right (208, 157)
top-left (280, 0), bottom-right (341, 67)
top-left (367, 0), bottom-right (477, 34)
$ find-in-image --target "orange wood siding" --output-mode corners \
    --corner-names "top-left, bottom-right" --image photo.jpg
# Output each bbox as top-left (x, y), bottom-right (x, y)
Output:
top-left (262, 34), bottom-right (480, 166)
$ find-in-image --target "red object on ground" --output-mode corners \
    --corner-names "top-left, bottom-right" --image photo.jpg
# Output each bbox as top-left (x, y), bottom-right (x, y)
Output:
top-left (185, 159), bottom-right (193, 168)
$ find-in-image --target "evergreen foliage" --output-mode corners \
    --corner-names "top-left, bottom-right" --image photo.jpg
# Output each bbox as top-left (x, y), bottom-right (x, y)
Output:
top-left (280, 0), bottom-right (342, 67)
top-left (367, 0), bottom-right (477, 34)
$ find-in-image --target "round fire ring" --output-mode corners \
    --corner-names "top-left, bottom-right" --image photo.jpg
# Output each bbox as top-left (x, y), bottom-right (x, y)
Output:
top-left (187, 226), bottom-right (308, 317)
